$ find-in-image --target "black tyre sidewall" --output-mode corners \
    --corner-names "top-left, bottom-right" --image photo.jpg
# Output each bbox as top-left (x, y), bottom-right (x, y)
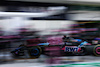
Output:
top-left (28, 46), bottom-right (42, 58)
top-left (93, 45), bottom-right (100, 56)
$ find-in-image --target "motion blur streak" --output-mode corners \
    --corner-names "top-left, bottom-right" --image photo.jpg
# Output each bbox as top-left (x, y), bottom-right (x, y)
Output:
top-left (0, 0), bottom-right (100, 67)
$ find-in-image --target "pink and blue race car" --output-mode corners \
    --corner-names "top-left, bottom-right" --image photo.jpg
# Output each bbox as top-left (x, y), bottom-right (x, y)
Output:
top-left (11, 36), bottom-right (100, 58)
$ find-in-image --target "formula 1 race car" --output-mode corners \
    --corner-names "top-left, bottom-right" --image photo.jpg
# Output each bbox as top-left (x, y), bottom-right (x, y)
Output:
top-left (11, 37), bottom-right (100, 58)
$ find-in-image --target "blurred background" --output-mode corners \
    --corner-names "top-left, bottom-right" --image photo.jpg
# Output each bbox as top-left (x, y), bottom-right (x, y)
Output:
top-left (0, 0), bottom-right (100, 67)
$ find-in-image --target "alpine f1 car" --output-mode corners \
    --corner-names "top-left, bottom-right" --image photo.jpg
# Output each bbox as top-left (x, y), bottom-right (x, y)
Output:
top-left (11, 37), bottom-right (100, 58)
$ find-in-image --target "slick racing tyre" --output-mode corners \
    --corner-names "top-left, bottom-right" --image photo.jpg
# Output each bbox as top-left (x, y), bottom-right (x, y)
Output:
top-left (93, 45), bottom-right (100, 56)
top-left (28, 46), bottom-right (42, 58)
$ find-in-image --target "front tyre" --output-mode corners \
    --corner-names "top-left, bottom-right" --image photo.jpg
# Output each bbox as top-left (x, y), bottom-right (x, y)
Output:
top-left (28, 46), bottom-right (42, 58)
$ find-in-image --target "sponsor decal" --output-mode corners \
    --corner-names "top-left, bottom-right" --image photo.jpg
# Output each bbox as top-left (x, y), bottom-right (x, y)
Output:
top-left (65, 46), bottom-right (78, 52)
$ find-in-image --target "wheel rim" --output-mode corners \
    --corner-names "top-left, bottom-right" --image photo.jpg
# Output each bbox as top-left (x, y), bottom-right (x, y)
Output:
top-left (30, 48), bottom-right (39, 56)
top-left (95, 47), bottom-right (100, 55)
top-left (93, 45), bottom-right (100, 56)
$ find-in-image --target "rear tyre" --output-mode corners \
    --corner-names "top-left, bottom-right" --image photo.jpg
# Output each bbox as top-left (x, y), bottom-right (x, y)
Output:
top-left (28, 46), bottom-right (42, 58)
top-left (93, 45), bottom-right (100, 56)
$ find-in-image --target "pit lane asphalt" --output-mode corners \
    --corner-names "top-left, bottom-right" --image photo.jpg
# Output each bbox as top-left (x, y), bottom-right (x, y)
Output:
top-left (0, 51), bottom-right (100, 63)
